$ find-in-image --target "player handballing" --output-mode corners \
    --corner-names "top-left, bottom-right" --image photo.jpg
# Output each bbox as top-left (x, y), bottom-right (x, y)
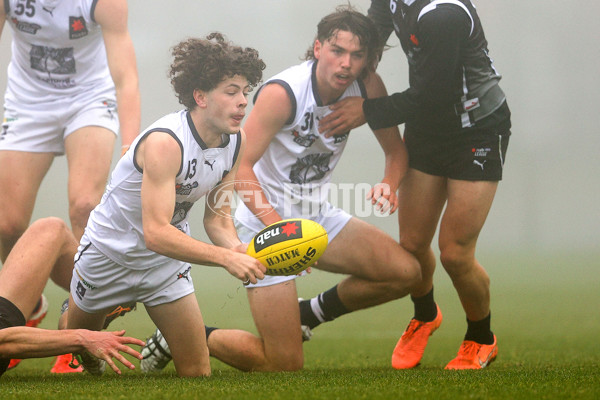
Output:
top-left (65, 33), bottom-right (266, 377)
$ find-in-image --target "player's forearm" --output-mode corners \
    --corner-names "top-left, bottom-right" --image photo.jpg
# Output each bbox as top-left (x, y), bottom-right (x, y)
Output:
top-left (203, 215), bottom-right (242, 249)
top-left (0, 327), bottom-right (85, 359)
top-left (235, 165), bottom-right (282, 226)
top-left (382, 147), bottom-right (408, 192)
top-left (116, 82), bottom-right (141, 147)
top-left (144, 222), bottom-right (238, 269)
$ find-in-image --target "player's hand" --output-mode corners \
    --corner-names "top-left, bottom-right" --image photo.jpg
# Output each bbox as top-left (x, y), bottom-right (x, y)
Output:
top-left (226, 248), bottom-right (267, 285)
top-left (82, 329), bottom-right (144, 374)
top-left (318, 96), bottom-right (366, 138)
top-left (367, 182), bottom-right (398, 215)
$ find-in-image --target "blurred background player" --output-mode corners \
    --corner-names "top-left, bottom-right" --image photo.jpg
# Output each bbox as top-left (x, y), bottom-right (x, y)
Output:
top-left (0, 0), bottom-right (140, 371)
top-left (65, 33), bottom-right (266, 377)
top-left (315, 0), bottom-right (511, 370)
top-left (140, 6), bottom-right (420, 373)
top-left (0, 217), bottom-right (144, 378)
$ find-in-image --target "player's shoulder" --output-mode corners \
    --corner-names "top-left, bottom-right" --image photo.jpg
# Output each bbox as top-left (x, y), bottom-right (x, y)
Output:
top-left (418, 1), bottom-right (473, 36)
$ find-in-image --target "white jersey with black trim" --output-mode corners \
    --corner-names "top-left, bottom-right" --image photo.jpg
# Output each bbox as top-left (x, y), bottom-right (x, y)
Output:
top-left (85, 110), bottom-right (241, 270)
top-left (235, 60), bottom-right (366, 231)
top-left (3, 0), bottom-right (114, 102)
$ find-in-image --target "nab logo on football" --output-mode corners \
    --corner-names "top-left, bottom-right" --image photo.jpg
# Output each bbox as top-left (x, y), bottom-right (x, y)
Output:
top-left (254, 220), bottom-right (303, 252)
top-left (247, 218), bottom-right (328, 276)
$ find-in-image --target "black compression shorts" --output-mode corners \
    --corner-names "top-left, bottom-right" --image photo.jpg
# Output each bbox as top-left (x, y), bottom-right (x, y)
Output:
top-left (0, 297), bottom-right (26, 378)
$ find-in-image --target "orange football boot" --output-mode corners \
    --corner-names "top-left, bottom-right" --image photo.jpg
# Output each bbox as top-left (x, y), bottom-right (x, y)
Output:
top-left (391, 305), bottom-right (442, 369)
top-left (50, 354), bottom-right (84, 373)
top-left (445, 335), bottom-right (498, 370)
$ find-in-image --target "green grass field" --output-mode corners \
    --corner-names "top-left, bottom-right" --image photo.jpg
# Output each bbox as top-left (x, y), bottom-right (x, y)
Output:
top-left (1, 250), bottom-right (599, 399)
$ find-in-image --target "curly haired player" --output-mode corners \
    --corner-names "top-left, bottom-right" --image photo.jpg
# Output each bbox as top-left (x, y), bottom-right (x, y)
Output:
top-left (65, 33), bottom-right (266, 377)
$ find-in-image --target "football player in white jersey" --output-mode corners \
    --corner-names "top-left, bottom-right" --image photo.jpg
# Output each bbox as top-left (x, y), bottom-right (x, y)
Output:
top-left (0, 217), bottom-right (144, 378)
top-left (0, 0), bottom-right (140, 254)
top-left (65, 33), bottom-right (266, 377)
top-left (141, 7), bottom-right (420, 373)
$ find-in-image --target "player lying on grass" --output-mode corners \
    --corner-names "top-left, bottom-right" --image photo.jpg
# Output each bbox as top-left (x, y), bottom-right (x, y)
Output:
top-left (0, 217), bottom-right (144, 378)
top-left (140, 6), bottom-right (420, 372)
top-left (65, 33), bottom-right (267, 377)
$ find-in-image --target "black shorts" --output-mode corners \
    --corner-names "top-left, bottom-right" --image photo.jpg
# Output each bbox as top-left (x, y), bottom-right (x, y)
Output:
top-left (0, 297), bottom-right (26, 378)
top-left (404, 125), bottom-right (510, 181)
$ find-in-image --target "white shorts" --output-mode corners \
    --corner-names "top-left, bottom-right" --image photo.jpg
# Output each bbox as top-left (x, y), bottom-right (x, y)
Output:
top-left (1, 86), bottom-right (119, 155)
top-left (70, 240), bottom-right (194, 313)
top-left (236, 202), bottom-right (352, 288)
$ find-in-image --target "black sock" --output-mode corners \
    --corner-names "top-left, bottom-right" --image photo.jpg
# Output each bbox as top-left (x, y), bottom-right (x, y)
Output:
top-left (411, 287), bottom-right (437, 322)
top-left (464, 312), bottom-right (494, 345)
top-left (299, 285), bottom-right (349, 329)
top-left (205, 326), bottom-right (218, 340)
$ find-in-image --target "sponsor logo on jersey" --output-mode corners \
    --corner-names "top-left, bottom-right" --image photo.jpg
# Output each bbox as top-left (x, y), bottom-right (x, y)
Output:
top-left (69, 16), bottom-right (88, 39)
top-left (176, 266), bottom-right (192, 282)
top-left (289, 152), bottom-right (333, 184)
top-left (291, 130), bottom-right (318, 148)
top-left (253, 220), bottom-right (303, 252)
top-left (204, 159), bottom-right (216, 170)
top-left (175, 181), bottom-right (198, 195)
top-left (12, 18), bottom-right (42, 34)
top-left (171, 201), bottom-right (193, 225)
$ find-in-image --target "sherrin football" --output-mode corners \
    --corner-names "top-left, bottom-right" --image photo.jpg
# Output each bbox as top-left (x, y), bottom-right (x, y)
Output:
top-left (246, 219), bottom-right (328, 276)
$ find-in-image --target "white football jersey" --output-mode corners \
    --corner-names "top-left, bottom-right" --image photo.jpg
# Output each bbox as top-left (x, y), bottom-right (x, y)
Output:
top-left (85, 110), bottom-right (241, 270)
top-left (4, 0), bottom-right (114, 102)
top-left (235, 60), bottom-right (366, 230)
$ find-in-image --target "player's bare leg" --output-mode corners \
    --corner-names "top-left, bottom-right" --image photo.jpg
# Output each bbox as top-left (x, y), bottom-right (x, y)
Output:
top-left (207, 281), bottom-right (304, 372)
top-left (0, 217), bottom-right (76, 315)
top-left (145, 294), bottom-right (211, 377)
top-left (64, 126), bottom-right (115, 240)
top-left (0, 151), bottom-right (54, 263)
top-left (439, 179), bottom-right (497, 321)
top-left (389, 169), bottom-right (448, 368)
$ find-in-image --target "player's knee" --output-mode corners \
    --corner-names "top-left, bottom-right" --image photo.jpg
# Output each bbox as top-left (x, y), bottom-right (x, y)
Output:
top-left (268, 351), bottom-right (303, 372)
top-left (0, 213), bottom-right (28, 241)
top-left (439, 245), bottom-right (473, 277)
top-left (29, 217), bottom-right (70, 242)
top-left (69, 196), bottom-right (97, 228)
top-left (399, 235), bottom-right (430, 260)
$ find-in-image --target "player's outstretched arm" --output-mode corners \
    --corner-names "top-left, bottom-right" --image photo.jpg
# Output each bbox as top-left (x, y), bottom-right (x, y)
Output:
top-left (0, 327), bottom-right (144, 374)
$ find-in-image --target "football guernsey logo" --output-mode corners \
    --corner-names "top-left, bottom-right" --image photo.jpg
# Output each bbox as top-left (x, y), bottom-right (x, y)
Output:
top-left (69, 16), bottom-right (88, 39)
top-left (253, 220), bottom-right (303, 252)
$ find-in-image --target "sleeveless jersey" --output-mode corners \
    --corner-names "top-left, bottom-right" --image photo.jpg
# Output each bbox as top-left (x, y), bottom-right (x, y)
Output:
top-left (85, 110), bottom-right (241, 270)
top-left (235, 60), bottom-right (366, 231)
top-left (3, 0), bottom-right (114, 102)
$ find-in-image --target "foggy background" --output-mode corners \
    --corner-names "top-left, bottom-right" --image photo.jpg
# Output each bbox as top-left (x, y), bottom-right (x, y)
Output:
top-left (1, 0), bottom-right (599, 257)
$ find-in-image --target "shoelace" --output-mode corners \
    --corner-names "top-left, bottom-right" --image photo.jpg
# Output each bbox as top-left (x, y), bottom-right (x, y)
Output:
top-left (457, 341), bottom-right (479, 359)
